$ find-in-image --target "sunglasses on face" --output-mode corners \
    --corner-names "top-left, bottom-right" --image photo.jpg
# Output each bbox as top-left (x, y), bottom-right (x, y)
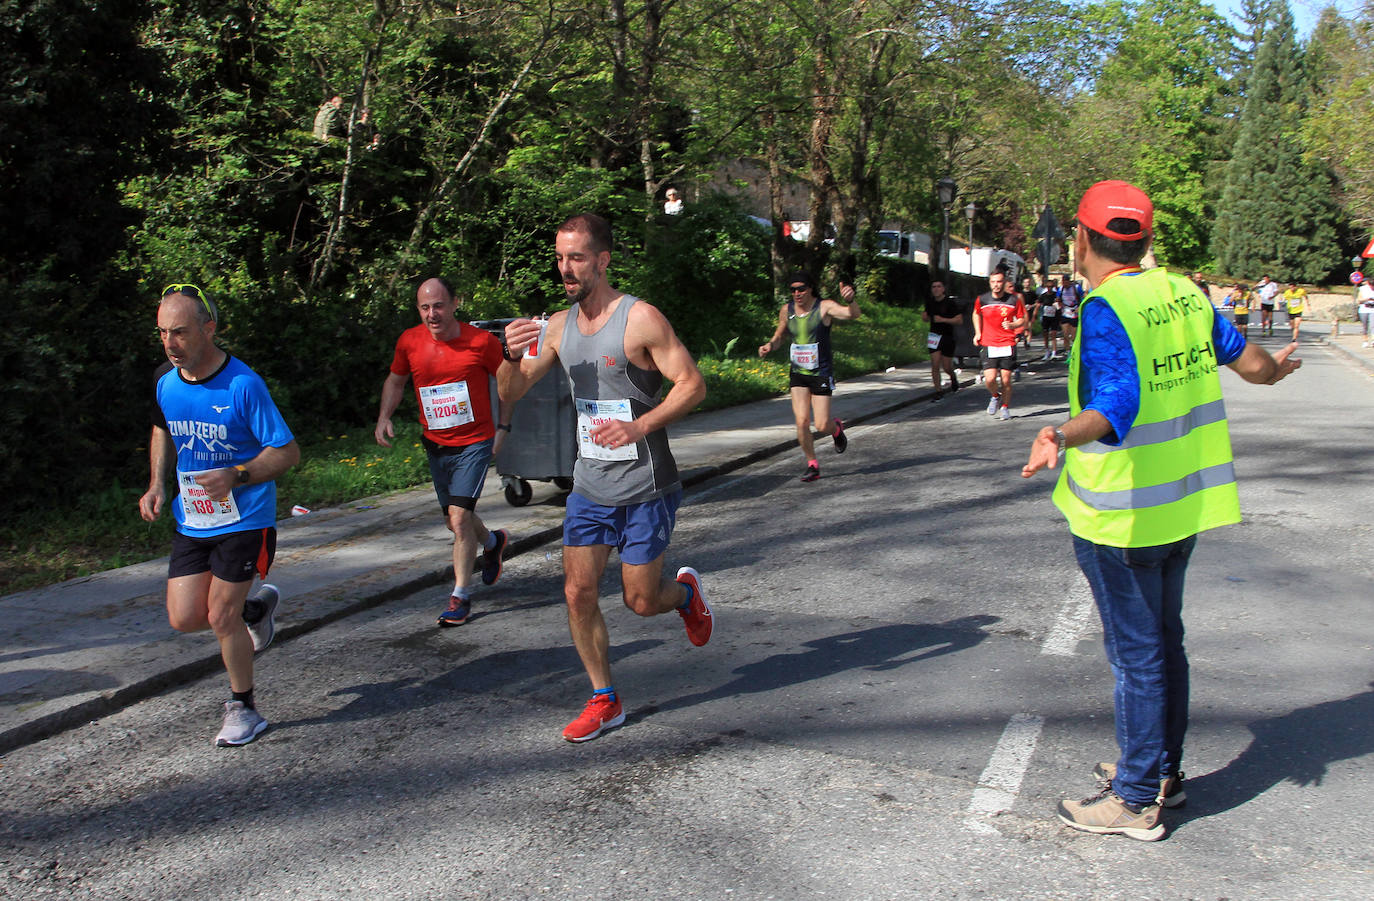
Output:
top-left (789, 285), bottom-right (810, 294)
top-left (161, 283), bottom-right (216, 322)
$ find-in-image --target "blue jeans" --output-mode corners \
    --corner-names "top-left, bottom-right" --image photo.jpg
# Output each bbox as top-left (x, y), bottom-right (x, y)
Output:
top-left (1073, 534), bottom-right (1196, 807)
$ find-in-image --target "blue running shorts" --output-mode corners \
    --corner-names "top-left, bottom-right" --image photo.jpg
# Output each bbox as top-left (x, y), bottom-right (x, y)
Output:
top-left (564, 489), bottom-right (682, 565)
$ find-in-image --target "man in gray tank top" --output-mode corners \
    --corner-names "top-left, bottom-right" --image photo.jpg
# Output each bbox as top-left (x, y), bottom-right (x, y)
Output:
top-left (502, 213), bottom-right (714, 743)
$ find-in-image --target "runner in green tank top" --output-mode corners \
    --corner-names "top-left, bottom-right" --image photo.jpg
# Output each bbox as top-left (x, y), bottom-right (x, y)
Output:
top-left (757, 270), bottom-right (861, 482)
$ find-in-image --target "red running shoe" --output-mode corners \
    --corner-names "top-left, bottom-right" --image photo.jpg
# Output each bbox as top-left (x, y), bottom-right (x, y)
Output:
top-left (676, 566), bottom-right (713, 646)
top-left (562, 694), bottom-right (625, 742)
top-left (800, 463), bottom-right (820, 482)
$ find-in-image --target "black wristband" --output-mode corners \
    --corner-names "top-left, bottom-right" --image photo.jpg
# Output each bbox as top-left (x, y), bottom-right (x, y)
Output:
top-left (496, 423), bottom-right (511, 432)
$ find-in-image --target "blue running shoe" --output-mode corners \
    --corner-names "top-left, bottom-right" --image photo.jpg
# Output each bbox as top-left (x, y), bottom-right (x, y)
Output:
top-left (438, 595), bottom-right (471, 627)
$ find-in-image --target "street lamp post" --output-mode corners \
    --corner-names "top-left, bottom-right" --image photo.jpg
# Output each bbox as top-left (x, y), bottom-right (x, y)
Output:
top-left (936, 176), bottom-right (957, 277)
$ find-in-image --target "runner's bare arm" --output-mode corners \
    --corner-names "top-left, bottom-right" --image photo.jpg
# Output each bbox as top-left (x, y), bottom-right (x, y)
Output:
top-left (758, 304), bottom-right (789, 356)
top-left (139, 425), bottom-right (174, 522)
top-left (590, 302), bottom-right (705, 448)
top-left (822, 283), bottom-right (861, 323)
top-left (500, 312), bottom-right (565, 404)
top-left (195, 440), bottom-right (301, 500)
top-left (375, 372), bottom-right (409, 447)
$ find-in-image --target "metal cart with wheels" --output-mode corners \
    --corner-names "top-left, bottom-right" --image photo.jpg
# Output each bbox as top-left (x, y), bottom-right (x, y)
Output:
top-left (470, 319), bottom-right (578, 506)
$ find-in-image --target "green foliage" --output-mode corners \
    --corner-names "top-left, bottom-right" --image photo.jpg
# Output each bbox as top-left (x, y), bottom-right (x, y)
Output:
top-left (0, 0), bottom-right (163, 510)
top-left (1213, 2), bottom-right (1343, 282)
top-left (1302, 5), bottom-right (1374, 236)
top-left (635, 195), bottom-right (775, 353)
top-left (2, 0), bottom-right (1367, 517)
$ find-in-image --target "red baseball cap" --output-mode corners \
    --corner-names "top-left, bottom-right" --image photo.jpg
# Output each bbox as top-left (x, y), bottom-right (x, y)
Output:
top-left (1076, 180), bottom-right (1153, 241)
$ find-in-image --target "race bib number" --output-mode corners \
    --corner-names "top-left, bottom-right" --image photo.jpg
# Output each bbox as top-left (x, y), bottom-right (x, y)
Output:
top-left (987, 345), bottom-right (1013, 359)
top-left (926, 332), bottom-right (942, 350)
top-left (575, 398), bottom-right (639, 462)
top-left (790, 342), bottom-right (820, 370)
top-left (419, 381), bottom-right (474, 429)
top-left (178, 470), bottom-right (241, 530)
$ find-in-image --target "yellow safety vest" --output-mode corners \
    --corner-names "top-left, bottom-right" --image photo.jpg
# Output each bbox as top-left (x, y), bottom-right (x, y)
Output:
top-left (1053, 268), bottom-right (1241, 548)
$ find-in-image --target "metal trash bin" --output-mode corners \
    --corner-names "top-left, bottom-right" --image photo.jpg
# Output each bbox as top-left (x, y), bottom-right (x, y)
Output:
top-left (469, 318), bottom-right (578, 506)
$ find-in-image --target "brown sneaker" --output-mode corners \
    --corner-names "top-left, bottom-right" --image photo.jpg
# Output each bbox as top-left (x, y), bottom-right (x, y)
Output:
top-left (1057, 789), bottom-right (1165, 841)
top-left (1093, 762), bottom-right (1187, 808)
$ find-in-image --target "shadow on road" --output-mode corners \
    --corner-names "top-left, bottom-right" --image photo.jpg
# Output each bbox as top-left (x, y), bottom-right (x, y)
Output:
top-left (1176, 682), bottom-right (1374, 825)
top-left (637, 615), bottom-right (999, 725)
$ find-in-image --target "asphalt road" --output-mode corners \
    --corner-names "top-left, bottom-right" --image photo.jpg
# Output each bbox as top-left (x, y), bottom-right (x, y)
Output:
top-left (3, 337), bottom-right (1372, 900)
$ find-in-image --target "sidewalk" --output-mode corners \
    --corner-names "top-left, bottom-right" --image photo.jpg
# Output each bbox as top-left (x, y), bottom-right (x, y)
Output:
top-left (0, 364), bottom-right (944, 754)
top-left (1302, 318), bottom-right (1374, 373)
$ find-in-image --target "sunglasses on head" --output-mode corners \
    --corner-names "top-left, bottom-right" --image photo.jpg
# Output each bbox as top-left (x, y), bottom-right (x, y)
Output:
top-left (161, 283), bottom-right (216, 322)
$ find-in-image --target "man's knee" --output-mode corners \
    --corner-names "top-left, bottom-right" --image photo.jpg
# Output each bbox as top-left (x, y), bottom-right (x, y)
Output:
top-left (622, 585), bottom-right (664, 617)
top-left (206, 597), bottom-right (247, 636)
top-left (564, 580), bottom-right (600, 617)
top-left (447, 506), bottom-right (477, 535)
top-left (167, 607), bottom-right (207, 633)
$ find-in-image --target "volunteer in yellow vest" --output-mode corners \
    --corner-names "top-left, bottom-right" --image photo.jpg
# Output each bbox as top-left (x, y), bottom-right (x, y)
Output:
top-left (1282, 282), bottom-right (1307, 342)
top-left (1021, 181), bottom-right (1301, 841)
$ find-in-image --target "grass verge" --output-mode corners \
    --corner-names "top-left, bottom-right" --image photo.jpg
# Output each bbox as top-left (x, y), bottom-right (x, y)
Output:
top-left (0, 301), bottom-right (929, 593)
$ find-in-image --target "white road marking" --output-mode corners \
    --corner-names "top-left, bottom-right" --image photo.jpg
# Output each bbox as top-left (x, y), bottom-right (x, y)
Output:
top-left (1041, 576), bottom-right (1096, 657)
top-left (965, 713), bottom-right (1045, 834)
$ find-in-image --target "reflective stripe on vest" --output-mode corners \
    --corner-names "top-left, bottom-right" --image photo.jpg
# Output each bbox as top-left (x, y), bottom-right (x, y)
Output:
top-left (1065, 460), bottom-right (1236, 511)
top-left (1076, 398), bottom-right (1226, 454)
top-left (1052, 268), bottom-right (1240, 548)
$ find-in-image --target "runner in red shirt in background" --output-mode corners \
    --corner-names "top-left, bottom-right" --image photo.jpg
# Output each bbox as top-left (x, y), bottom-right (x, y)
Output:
top-left (973, 270), bottom-right (1028, 421)
top-left (376, 277), bottom-right (513, 627)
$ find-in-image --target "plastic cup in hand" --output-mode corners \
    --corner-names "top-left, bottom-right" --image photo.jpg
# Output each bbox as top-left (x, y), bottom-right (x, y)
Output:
top-left (528, 314), bottom-right (548, 358)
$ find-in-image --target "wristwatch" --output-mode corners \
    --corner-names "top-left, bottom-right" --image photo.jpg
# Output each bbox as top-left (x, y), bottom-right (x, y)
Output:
top-left (234, 464), bottom-right (251, 484)
top-left (1052, 427), bottom-right (1067, 458)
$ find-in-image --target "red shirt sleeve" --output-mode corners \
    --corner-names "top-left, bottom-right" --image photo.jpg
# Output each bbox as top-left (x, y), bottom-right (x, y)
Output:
top-left (389, 331), bottom-right (413, 377)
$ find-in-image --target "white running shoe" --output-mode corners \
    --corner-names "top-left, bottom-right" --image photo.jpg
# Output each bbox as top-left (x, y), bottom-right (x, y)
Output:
top-left (215, 701), bottom-right (267, 747)
top-left (987, 396), bottom-right (1000, 416)
top-left (245, 584), bottom-right (280, 653)
top-left (998, 406), bottom-right (1011, 420)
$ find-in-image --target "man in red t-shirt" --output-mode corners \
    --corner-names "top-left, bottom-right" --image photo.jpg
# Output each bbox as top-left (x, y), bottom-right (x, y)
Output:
top-left (972, 270), bottom-right (1028, 421)
top-left (376, 277), bottom-right (513, 627)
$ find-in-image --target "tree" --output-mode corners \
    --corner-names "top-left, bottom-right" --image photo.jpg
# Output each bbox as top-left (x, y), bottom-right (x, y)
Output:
top-left (1302, 3), bottom-right (1374, 235)
top-left (1087, 0), bottom-right (1238, 269)
top-left (0, 0), bottom-right (162, 508)
top-left (1212, 1), bottom-right (1342, 282)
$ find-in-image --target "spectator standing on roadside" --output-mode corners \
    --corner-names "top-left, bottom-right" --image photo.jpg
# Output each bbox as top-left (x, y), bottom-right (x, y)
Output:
top-left (1191, 272), bottom-right (1210, 302)
top-left (758, 270), bottom-right (860, 481)
top-left (1359, 279), bottom-right (1374, 346)
top-left (139, 285), bottom-right (300, 747)
top-left (663, 188), bottom-right (683, 215)
top-left (972, 270), bottom-right (1027, 420)
top-left (922, 278), bottom-right (962, 397)
top-left (1022, 180), bottom-right (1300, 841)
top-left (375, 278), bottom-right (513, 628)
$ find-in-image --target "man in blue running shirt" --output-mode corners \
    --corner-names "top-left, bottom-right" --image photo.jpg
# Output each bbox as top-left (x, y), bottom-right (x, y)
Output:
top-left (139, 285), bottom-right (299, 747)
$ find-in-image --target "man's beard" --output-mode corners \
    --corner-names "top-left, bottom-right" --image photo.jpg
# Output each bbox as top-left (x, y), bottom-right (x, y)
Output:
top-left (565, 274), bottom-right (596, 305)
